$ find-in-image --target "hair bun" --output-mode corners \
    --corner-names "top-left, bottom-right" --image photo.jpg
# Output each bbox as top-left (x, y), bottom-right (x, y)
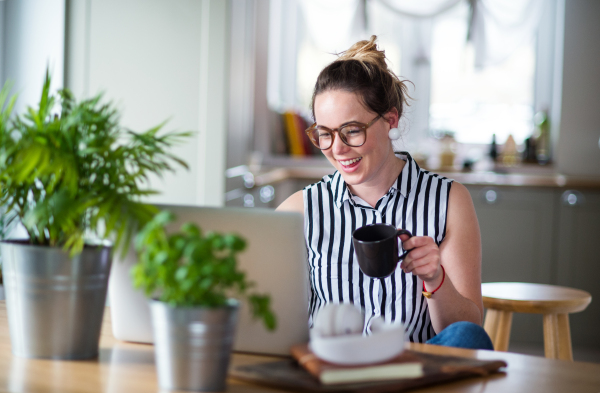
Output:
top-left (338, 35), bottom-right (387, 70)
top-left (311, 35), bottom-right (411, 124)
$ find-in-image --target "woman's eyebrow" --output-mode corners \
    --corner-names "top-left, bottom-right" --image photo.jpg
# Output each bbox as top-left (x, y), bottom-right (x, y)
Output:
top-left (317, 119), bottom-right (364, 129)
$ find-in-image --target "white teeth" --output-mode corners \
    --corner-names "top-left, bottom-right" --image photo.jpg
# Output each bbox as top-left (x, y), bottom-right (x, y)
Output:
top-left (340, 157), bottom-right (362, 166)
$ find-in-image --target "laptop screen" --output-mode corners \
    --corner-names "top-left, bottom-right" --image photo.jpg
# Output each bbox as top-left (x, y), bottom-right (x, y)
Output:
top-left (109, 206), bottom-right (309, 356)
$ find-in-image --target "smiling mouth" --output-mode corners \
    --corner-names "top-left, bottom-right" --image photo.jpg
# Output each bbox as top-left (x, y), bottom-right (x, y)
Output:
top-left (339, 157), bottom-right (362, 166)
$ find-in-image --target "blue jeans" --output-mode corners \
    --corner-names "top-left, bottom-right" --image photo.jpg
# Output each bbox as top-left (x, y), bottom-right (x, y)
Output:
top-left (426, 321), bottom-right (494, 350)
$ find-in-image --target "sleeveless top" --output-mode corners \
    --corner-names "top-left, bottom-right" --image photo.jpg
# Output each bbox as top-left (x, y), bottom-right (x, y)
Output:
top-left (302, 152), bottom-right (454, 342)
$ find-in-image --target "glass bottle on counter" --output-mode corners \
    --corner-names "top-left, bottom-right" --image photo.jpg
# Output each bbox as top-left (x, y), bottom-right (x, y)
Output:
top-left (489, 134), bottom-right (498, 163)
top-left (534, 110), bottom-right (550, 164)
top-left (439, 132), bottom-right (457, 170)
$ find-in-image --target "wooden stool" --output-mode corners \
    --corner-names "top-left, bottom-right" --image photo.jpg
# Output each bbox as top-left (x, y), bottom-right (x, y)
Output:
top-left (482, 282), bottom-right (592, 361)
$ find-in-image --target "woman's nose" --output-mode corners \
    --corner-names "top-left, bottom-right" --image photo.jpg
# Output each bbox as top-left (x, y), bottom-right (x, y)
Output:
top-left (331, 133), bottom-right (349, 155)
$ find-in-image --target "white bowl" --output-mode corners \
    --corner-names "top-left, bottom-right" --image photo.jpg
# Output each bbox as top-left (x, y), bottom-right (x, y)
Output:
top-left (309, 324), bottom-right (405, 365)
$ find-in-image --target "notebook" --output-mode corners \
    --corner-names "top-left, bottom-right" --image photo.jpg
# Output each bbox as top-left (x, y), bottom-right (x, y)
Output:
top-left (108, 205), bottom-right (309, 356)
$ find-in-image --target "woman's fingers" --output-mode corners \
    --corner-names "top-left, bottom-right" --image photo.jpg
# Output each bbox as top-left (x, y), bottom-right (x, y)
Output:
top-left (400, 239), bottom-right (437, 261)
top-left (398, 233), bottom-right (411, 243)
top-left (401, 254), bottom-right (438, 274)
top-left (398, 235), bottom-right (442, 281)
top-left (400, 235), bottom-right (434, 251)
top-left (402, 255), bottom-right (440, 280)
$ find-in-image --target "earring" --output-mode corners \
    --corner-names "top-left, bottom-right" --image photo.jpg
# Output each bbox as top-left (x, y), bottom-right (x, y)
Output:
top-left (388, 128), bottom-right (400, 140)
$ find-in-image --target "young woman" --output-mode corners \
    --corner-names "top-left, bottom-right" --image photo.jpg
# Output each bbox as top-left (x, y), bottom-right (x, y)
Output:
top-left (277, 36), bottom-right (492, 349)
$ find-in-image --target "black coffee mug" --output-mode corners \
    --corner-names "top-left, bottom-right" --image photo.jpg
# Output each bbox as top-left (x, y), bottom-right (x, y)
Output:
top-left (352, 224), bottom-right (413, 278)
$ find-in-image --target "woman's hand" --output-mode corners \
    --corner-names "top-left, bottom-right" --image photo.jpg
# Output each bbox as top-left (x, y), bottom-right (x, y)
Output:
top-left (398, 234), bottom-right (443, 285)
top-left (397, 183), bottom-right (484, 332)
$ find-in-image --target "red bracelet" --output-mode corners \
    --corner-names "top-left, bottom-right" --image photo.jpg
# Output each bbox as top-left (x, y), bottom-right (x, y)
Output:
top-left (422, 265), bottom-right (445, 299)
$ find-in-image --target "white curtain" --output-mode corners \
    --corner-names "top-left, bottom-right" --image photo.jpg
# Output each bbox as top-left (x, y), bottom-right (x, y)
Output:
top-left (377, 0), bottom-right (461, 18)
top-left (298, 0), bottom-right (364, 53)
top-left (470, 0), bottom-right (544, 68)
top-left (298, 0), bottom-right (544, 69)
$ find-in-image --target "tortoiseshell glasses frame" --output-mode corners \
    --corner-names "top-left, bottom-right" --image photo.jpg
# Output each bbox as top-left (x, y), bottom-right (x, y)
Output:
top-left (305, 115), bottom-right (382, 150)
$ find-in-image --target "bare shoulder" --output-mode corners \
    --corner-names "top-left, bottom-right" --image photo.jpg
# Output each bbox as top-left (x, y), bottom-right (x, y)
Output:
top-left (447, 181), bottom-right (476, 217)
top-left (276, 190), bottom-right (304, 214)
top-left (445, 181), bottom-right (479, 236)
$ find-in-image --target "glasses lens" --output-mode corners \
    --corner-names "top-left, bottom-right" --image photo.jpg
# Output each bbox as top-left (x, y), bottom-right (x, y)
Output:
top-left (310, 127), bottom-right (332, 149)
top-left (340, 124), bottom-right (366, 147)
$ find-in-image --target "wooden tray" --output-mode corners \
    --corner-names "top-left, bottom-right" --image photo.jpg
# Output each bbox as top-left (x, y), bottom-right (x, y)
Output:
top-left (230, 350), bottom-right (507, 392)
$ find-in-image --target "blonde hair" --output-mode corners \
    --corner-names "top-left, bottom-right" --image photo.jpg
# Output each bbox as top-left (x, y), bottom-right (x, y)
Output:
top-left (338, 35), bottom-right (388, 71)
top-left (311, 35), bottom-right (411, 121)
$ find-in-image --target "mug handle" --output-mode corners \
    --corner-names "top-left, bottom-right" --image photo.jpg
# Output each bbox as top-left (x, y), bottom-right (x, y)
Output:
top-left (396, 229), bottom-right (413, 260)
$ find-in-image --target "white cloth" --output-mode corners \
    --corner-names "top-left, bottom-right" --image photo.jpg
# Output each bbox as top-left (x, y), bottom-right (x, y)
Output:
top-left (297, 0), bottom-right (544, 69)
top-left (470, 0), bottom-right (544, 68)
top-left (377, 0), bottom-right (461, 18)
top-left (299, 0), bottom-right (364, 53)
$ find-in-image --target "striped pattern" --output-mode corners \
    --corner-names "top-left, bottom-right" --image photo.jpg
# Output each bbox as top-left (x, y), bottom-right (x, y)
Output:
top-left (303, 152), bottom-right (453, 342)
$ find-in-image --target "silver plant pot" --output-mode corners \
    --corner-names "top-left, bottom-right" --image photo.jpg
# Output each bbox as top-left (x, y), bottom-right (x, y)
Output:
top-left (0, 241), bottom-right (112, 359)
top-left (150, 299), bottom-right (239, 392)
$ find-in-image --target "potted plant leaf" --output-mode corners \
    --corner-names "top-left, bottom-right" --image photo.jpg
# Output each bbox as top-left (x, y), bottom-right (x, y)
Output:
top-left (0, 72), bottom-right (190, 359)
top-left (132, 210), bottom-right (276, 392)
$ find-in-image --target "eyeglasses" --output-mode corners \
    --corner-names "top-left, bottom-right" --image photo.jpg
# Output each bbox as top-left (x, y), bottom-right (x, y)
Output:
top-left (305, 115), bottom-right (382, 150)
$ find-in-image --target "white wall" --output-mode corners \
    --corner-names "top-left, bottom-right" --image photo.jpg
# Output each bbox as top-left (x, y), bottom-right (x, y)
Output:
top-left (0, 2), bottom-right (4, 83)
top-left (2, 0), bottom-right (65, 115)
top-left (65, 0), bottom-right (229, 206)
top-left (555, 0), bottom-right (600, 176)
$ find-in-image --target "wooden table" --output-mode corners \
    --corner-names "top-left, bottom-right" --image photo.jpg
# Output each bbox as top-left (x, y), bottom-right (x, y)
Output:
top-left (0, 303), bottom-right (599, 392)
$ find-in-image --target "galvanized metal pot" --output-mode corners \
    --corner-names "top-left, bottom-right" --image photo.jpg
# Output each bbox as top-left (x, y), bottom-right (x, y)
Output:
top-left (0, 241), bottom-right (112, 359)
top-left (150, 299), bottom-right (239, 392)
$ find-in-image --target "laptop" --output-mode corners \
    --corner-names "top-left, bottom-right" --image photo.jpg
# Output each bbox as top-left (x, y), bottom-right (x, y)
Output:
top-left (108, 205), bottom-right (310, 356)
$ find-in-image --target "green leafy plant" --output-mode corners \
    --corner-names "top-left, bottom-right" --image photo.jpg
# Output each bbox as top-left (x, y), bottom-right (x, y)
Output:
top-left (0, 72), bottom-right (190, 255)
top-left (132, 211), bottom-right (276, 331)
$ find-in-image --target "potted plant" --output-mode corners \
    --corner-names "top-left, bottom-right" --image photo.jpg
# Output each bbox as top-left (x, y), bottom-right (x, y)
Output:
top-left (0, 72), bottom-right (190, 359)
top-left (132, 210), bottom-right (276, 392)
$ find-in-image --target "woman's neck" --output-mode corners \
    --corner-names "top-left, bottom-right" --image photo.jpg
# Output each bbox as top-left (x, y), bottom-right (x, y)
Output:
top-left (347, 153), bottom-right (406, 208)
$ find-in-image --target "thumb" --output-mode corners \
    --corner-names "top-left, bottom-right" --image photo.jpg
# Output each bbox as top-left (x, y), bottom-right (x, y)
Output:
top-left (398, 233), bottom-right (411, 242)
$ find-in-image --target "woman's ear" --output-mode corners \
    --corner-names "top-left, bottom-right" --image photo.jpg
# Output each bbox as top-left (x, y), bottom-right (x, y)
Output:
top-left (384, 108), bottom-right (400, 129)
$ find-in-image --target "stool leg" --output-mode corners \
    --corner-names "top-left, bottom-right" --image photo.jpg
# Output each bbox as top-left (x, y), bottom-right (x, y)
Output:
top-left (483, 309), bottom-right (500, 349)
top-left (484, 309), bottom-right (512, 351)
top-left (543, 314), bottom-right (559, 359)
top-left (494, 310), bottom-right (513, 352)
top-left (556, 313), bottom-right (573, 361)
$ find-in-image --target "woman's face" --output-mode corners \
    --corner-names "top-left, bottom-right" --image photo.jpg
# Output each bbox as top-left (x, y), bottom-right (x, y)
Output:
top-left (313, 90), bottom-right (398, 189)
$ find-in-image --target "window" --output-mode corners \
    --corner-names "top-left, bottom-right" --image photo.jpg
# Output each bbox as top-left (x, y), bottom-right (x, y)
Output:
top-left (268, 0), bottom-right (559, 160)
top-left (430, 2), bottom-right (536, 145)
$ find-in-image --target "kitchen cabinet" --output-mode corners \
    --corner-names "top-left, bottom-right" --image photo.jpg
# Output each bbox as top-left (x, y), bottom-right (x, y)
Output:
top-left (467, 185), bottom-right (557, 345)
top-left (467, 186), bottom-right (556, 285)
top-left (468, 186), bottom-right (599, 348)
top-left (554, 190), bottom-right (600, 347)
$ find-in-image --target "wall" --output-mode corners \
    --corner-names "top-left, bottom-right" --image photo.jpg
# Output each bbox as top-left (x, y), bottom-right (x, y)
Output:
top-left (1, 0), bottom-right (65, 115)
top-left (555, 0), bottom-right (600, 176)
top-left (65, 0), bottom-right (229, 206)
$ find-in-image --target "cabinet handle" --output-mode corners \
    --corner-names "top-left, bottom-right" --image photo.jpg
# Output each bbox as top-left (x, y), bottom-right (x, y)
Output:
top-left (561, 190), bottom-right (585, 207)
top-left (259, 185), bottom-right (275, 203)
top-left (243, 173), bottom-right (255, 188)
top-left (243, 193), bottom-right (255, 207)
top-left (480, 188), bottom-right (499, 204)
top-left (225, 165), bottom-right (255, 188)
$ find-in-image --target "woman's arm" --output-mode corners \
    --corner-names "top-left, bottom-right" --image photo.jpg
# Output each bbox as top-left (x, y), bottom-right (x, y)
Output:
top-left (276, 190), bottom-right (304, 214)
top-left (399, 182), bottom-right (483, 333)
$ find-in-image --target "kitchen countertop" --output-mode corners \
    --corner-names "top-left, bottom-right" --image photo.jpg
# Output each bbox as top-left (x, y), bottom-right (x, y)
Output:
top-left (251, 161), bottom-right (600, 189)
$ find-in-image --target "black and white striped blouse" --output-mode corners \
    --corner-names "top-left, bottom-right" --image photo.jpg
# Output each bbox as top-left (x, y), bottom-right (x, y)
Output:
top-left (303, 152), bottom-right (454, 342)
